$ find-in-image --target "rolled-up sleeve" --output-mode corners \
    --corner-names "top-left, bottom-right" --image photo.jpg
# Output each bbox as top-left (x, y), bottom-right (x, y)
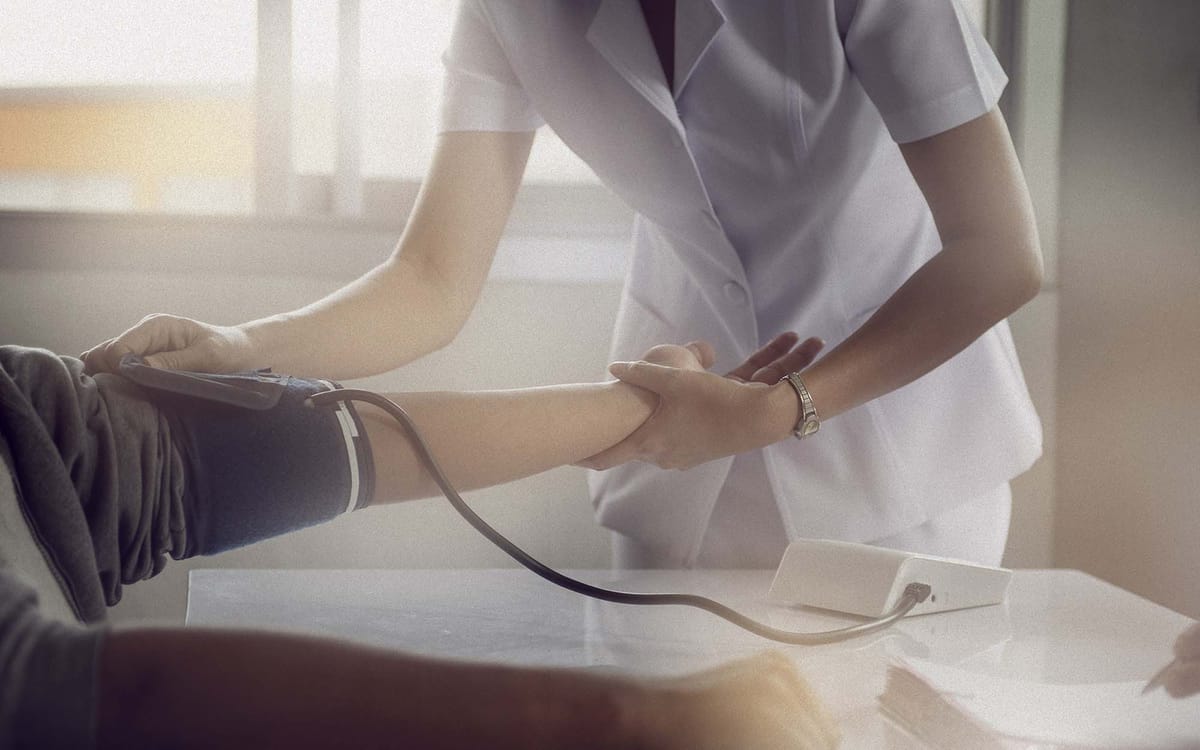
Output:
top-left (439, 0), bottom-right (544, 133)
top-left (0, 569), bottom-right (104, 750)
top-left (841, 0), bottom-right (1007, 143)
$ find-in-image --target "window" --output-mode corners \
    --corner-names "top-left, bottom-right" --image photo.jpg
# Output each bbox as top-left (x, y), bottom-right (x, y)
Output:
top-left (0, 1), bottom-right (602, 219)
top-left (357, 1), bottom-right (596, 185)
top-left (0, 1), bottom-right (257, 214)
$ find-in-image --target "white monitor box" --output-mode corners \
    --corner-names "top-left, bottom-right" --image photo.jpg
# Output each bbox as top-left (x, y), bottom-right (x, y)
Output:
top-left (768, 539), bottom-right (1012, 617)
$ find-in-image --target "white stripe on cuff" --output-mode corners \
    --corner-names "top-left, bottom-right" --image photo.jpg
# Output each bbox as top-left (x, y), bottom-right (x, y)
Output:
top-left (319, 381), bottom-right (361, 514)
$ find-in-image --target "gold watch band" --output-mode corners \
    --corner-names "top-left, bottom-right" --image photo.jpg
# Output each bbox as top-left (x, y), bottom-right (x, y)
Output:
top-left (783, 372), bottom-right (820, 439)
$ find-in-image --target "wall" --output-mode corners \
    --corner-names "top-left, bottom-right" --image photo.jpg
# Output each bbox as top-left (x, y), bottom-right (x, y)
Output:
top-left (997, 0), bottom-right (1068, 569)
top-left (1054, 0), bottom-right (1200, 618)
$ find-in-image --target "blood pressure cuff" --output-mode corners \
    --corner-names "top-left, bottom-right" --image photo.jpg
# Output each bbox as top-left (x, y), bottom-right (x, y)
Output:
top-left (118, 356), bottom-right (375, 556)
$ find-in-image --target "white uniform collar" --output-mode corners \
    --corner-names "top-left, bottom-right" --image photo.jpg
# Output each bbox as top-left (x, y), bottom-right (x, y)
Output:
top-left (673, 0), bottom-right (726, 98)
top-left (586, 0), bottom-right (726, 119)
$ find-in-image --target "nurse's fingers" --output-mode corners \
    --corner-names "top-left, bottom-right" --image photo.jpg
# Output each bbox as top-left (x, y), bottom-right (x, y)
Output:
top-left (683, 340), bottom-right (716, 370)
top-left (576, 440), bottom-right (639, 471)
top-left (608, 361), bottom-right (681, 396)
top-left (725, 332), bottom-right (800, 382)
top-left (1173, 622), bottom-right (1200, 660)
top-left (1163, 660), bottom-right (1200, 698)
top-left (83, 313), bottom-right (189, 374)
top-left (80, 338), bottom-right (120, 374)
top-left (81, 336), bottom-right (137, 375)
top-left (749, 336), bottom-right (824, 384)
top-left (639, 341), bottom-right (715, 371)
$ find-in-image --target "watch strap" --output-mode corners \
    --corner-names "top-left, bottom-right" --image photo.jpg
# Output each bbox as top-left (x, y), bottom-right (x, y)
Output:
top-left (783, 372), bottom-right (820, 439)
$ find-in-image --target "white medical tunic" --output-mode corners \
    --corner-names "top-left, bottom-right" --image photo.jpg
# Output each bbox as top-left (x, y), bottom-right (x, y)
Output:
top-left (439, 0), bottom-right (1042, 566)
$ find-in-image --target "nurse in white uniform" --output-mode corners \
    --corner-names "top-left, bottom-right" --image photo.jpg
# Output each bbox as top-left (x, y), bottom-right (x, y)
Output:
top-left (84, 1), bottom-right (1043, 570)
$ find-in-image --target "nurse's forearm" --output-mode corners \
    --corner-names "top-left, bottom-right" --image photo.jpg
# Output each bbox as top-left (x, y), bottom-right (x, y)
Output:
top-left (359, 381), bottom-right (657, 503)
top-left (795, 109), bottom-right (1042, 423)
top-left (797, 235), bottom-right (1040, 421)
top-left (238, 254), bottom-right (474, 379)
top-left (238, 131), bottom-right (535, 380)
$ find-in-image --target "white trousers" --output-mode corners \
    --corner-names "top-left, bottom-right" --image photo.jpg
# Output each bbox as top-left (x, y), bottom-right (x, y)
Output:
top-left (613, 450), bottom-right (1012, 570)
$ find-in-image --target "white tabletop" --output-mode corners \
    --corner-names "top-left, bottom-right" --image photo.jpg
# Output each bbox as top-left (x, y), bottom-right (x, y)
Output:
top-left (187, 568), bottom-right (1192, 747)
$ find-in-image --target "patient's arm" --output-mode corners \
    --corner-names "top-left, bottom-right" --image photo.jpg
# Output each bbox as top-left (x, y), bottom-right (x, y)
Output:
top-left (356, 335), bottom-right (820, 503)
top-left (351, 341), bottom-right (706, 503)
top-left (361, 379), bottom-right (656, 502)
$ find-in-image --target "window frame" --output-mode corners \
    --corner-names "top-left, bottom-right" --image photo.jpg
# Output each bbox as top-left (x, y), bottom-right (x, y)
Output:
top-left (0, 0), bottom-right (632, 279)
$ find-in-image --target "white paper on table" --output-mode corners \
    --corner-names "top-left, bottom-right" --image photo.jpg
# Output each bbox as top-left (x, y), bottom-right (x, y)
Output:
top-left (883, 656), bottom-right (1200, 749)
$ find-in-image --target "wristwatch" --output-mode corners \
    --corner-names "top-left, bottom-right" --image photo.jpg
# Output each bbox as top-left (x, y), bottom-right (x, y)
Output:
top-left (783, 372), bottom-right (820, 439)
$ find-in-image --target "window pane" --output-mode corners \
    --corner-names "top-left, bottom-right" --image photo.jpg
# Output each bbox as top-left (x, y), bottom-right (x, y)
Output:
top-left (292, 0), bottom-right (338, 176)
top-left (0, 1), bottom-right (602, 217)
top-left (0, 1), bottom-right (256, 214)
top-left (359, 1), bottom-right (598, 184)
top-left (0, 1), bottom-right (256, 88)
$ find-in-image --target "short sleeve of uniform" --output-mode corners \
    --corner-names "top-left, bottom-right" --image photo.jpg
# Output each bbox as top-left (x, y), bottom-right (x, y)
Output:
top-left (841, 0), bottom-right (1007, 143)
top-left (439, 0), bottom-right (544, 133)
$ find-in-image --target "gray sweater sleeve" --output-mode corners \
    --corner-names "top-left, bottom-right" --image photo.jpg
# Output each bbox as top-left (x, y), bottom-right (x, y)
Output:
top-left (0, 568), bottom-right (104, 750)
top-left (0, 345), bottom-right (371, 749)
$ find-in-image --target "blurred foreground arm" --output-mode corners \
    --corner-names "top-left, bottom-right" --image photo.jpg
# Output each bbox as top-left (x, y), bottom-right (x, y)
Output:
top-left (98, 633), bottom-right (838, 749)
top-left (1163, 622), bottom-right (1200, 698)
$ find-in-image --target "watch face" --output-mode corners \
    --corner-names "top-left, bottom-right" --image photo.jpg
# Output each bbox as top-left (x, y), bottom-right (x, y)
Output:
top-left (801, 420), bottom-right (820, 438)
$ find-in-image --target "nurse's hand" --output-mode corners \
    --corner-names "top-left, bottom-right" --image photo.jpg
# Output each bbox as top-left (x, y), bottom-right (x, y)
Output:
top-left (581, 333), bottom-right (823, 470)
top-left (1163, 622), bottom-right (1200, 698)
top-left (81, 314), bottom-right (252, 375)
top-left (631, 651), bottom-right (840, 749)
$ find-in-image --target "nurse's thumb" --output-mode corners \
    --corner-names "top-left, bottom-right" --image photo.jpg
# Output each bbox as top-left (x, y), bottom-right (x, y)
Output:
top-left (608, 360), bottom-right (680, 395)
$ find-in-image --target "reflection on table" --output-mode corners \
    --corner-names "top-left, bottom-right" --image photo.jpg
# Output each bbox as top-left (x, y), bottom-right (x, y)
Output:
top-left (187, 568), bottom-right (1191, 748)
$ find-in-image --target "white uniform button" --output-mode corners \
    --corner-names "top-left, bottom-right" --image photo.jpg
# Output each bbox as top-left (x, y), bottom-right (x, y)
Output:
top-left (723, 281), bottom-right (748, 306)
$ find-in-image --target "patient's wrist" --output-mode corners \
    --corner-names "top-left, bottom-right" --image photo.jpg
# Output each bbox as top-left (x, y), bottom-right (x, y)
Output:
top-left (764, 381), bottom-right (802, 443)
top-left (608, 379), bottom-right (658, 423)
